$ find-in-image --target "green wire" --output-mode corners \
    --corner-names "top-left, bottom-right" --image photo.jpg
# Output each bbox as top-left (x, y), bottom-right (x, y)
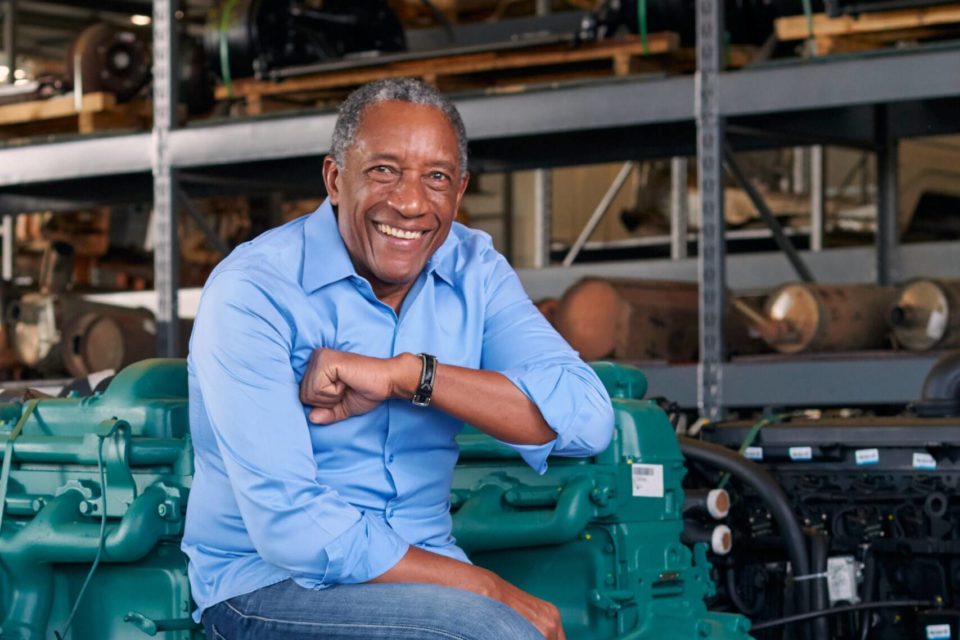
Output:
top-left (219, 0), bottom-right (238, 99)
top-left (637, 0), bottom-right (649, 54)
top-left (55, 423), bottom-right (120, 640)
top-left (718, 413), bottom-right (785, 489)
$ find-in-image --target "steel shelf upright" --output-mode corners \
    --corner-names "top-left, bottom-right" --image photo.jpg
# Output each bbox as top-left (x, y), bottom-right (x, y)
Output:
top-left (152, 0), bottom-right (179, 357)
top-left (696, 0), bottom-right (726, 421)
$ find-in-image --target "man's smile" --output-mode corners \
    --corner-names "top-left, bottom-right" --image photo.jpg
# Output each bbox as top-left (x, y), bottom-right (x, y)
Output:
top-left (375, 222), bottom-right (428, 241)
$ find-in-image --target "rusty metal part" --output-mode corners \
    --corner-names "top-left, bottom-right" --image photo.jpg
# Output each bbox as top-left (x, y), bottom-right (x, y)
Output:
top-left (59, 312), bottom-right (124, 378)
top-left (8, 293), bottom-right (59, 368)
top-left (534, 298), bottom-right (560, 328)
top-left (891, 279), bottom-right (960, 351)
top-left (67, 23), bottom-right (152, 102)
top-left (754, 283), bottom-right (896, 354)
top-left (554, 278), bottom-right (756, 362)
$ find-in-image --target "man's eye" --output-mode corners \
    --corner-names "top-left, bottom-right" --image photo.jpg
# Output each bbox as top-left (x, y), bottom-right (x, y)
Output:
top-left (429, 172), bottom-right (450, 182)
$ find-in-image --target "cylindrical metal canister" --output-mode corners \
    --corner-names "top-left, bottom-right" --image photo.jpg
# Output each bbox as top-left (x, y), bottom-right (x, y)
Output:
top-left (553, 278), bottom-right (756, 362)
top-left (890, 279), bottom-right (960, 351)
top-left (758, 283), bottom-right (896, 354)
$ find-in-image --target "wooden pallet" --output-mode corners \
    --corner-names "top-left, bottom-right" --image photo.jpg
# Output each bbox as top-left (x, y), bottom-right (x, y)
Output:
top-left (0, 92), bottom-right (149, 139)
top-left (776, 4), bottom-right (960, 54)
top-left (216, 33), bottom-right (681, 114)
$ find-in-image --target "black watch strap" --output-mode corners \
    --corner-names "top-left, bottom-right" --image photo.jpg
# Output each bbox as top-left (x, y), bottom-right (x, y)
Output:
top-left (412, 353), bottom-right (438, 407)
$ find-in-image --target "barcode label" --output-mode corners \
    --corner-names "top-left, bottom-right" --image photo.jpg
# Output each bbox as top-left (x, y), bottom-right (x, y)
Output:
top-left (926, 624), bottom-right (951, 639)
top-left (632, 464), bottom-right (664, 498)
top-left (789, 446), bottom-right (813, 461)
top-left (855, 449), bottom-right (879, 465)
top-left (744, 447), bottom-right (763, 461)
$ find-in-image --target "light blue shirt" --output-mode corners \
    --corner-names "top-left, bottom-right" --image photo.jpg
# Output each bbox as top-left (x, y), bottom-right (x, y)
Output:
top-left (183, 199), bottom-right (615, 619)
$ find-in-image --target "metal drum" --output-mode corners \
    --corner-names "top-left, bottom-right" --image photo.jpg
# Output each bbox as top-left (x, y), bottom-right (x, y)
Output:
top-left (553, 278), bottom-right (755, 362)
top-left (757, 283), bottom-right (896, 354)
top-left (890, 279), bottom-right (960, 351)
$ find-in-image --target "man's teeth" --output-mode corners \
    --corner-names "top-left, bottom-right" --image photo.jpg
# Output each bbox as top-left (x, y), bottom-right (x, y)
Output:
top-left (377, 223), bottom-right (424, 240)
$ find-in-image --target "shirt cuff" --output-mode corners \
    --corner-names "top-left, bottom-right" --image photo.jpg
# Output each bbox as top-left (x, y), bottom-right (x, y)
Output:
top-left (335, 513), bottom-right (410, 584)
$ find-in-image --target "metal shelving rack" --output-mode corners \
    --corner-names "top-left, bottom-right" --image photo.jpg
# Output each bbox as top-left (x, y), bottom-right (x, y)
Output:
top-left (0, 0), bottom-right (959, 412)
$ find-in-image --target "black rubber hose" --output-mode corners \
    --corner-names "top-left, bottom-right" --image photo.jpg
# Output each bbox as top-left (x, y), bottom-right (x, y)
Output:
top-left (807, 530), bottom-right (831, 639)
top-left (751, 600), bottom-right (932, 632)
top-left (678, 437), bottom-right (811, 614)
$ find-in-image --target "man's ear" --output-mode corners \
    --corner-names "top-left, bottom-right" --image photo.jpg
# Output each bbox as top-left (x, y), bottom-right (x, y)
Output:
top-left (455, 170), bottom-right (470, 209)
top-left (322, 156), bottom-right (341, 205)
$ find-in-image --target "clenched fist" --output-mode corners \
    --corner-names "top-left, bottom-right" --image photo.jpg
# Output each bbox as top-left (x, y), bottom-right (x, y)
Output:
top-left (299, 349), bottom-right (420, 424)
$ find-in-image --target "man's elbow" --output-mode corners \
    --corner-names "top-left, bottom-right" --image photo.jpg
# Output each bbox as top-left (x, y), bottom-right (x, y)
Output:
top-left (580, 396), bottom-right (615, 456)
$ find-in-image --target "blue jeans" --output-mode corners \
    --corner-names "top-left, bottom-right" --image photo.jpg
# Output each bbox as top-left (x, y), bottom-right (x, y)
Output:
top-left (202, 579), bottom-right (544, 639)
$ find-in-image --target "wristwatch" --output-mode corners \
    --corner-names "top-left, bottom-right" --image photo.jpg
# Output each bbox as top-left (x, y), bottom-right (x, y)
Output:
top-left (412, 353), bottom-right (438, 407)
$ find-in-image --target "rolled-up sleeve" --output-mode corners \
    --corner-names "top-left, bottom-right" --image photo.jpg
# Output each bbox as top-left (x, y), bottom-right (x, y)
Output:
top-left (191, 271), bottom-right (408, 584)
top-left (479, 255), bottom-right (614, 473)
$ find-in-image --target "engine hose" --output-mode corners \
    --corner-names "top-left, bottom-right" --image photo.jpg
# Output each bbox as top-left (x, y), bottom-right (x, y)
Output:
top-left (678, 436), bottom-right (811, 614)
top-left (807, 530), bottom-right (831, 640)
top-left (752, 600), bottom-right (933, 632)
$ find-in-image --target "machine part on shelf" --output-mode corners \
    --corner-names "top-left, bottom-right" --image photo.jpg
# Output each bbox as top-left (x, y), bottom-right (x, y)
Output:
top-left (684, 487), bottom-right (731, 519)
top-left (454, 362), bottom-right (753, 639)
top-left (5, 292), bottom-right (159, 377)
top-left (37, 241), bottom-right (75, 295)
top-left (59, 312), bottom-right (124, 378)
top-left (741, 283), bottom-right (897, 354)
top-left (205, 0), bottom-right (407, 80)
top-left (912, 350), bottom-right (960, 418)
top-left (682, 521), bottom-right (733, 555)
top-left (179, 35), bottom-right (216, 116)
top-left (553, 278), bottom-right (757, 362)
top-left (0, 360), bottom-right (196, 639)
top-left (890, 279), bottom-right (960, 351)
top-left (67, 23), bottom-right (152, 103)
top-left (8, 293), bottom-right (60, 370)
top-left (823, 0), bottom-right (956, 17)
top-left (587, 0), bottom-right (802, 44)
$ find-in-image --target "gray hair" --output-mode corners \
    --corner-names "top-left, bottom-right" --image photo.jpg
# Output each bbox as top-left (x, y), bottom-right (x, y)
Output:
top-left (330, 78), bottom-right (469, 176)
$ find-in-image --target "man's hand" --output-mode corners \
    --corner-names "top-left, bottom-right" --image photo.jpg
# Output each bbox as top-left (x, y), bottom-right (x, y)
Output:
top-left (373, 546), bottom-right (565, 640)
top-left (487, 572), bottom-right (566, 640)
top-left (300, 349), bottom-right (418, 424)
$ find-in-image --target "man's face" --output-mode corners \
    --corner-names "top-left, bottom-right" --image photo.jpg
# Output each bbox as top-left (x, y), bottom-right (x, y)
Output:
top-left (323, 100), bottom-right (469, 298)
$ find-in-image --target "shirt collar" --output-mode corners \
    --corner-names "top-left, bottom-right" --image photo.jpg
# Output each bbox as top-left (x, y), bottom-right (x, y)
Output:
top-left (301, 198), bottom-right (460, 293)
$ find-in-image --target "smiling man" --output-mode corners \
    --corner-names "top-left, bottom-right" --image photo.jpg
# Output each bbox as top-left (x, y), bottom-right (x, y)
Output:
top-left (184, 78), bottom-right (614, 640)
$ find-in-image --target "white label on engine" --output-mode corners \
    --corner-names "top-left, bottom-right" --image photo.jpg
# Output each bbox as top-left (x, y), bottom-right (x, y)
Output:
top-left (744, 446), bottom-right (763, 461)
top-left (631, 463), bottom-right (664, 498)
top-left (855, 448), bottom-right (879, 465)
top-left (927, 309), bottom-right (947, 340)
top-left (926, 624), bottom-right (951, 640)
top-left (826, 556), bottom-right (859, 604)
top-left (789, 446), bottom-right (813, 461)
top-left (914, 452), bottom-right (937, 470)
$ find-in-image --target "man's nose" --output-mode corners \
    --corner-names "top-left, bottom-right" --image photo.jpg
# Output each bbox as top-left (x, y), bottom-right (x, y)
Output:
top-left (387, 172), bottom-right (427, 218)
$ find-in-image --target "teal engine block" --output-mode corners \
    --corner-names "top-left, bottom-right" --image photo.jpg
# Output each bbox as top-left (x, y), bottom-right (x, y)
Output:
top-left (0, 360), bottom-right (751, 639)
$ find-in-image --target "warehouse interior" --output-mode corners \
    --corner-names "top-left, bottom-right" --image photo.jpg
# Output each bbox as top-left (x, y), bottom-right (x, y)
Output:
top-left (1, 0), bottom-right (960, 638)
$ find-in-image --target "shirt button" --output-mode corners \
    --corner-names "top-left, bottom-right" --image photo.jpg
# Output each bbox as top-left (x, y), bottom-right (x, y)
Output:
top-left (388, 508), bottom-right (396, 518)
top-left (387, 454), bottom-right (395, 463)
